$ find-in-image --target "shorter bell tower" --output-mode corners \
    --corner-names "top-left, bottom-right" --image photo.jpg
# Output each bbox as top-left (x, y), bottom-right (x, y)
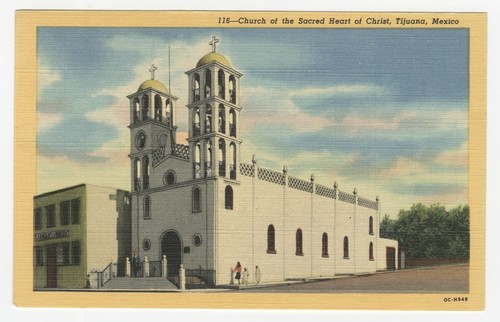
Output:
top-left (127, 65), bottom-right (179, 192)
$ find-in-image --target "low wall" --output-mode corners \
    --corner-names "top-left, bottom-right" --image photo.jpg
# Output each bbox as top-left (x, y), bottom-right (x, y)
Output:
top-left (404, 258), bottom-right (469, 268)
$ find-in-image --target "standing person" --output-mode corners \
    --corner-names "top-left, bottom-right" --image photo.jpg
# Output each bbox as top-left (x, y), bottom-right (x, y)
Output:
top-left (232, 261), bottom-right (243, 284)
top-left (242, 267), bottom-right (249, 285)
top-left (132, 252), bottom-right (138, 277)
top-left (255, 265), bottom-right (261, 284)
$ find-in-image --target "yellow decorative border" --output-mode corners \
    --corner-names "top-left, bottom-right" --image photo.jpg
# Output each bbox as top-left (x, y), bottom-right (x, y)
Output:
top-left (14, 11), bottom-right (486, 310)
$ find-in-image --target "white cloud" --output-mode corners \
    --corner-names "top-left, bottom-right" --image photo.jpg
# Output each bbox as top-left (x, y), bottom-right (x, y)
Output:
top-left (433, 142), bottom-right (468, 167)
top-left (38, 62), bottom-right (61, 94)
top-left (381, 157), bottom-right (426, 177)
top-left (293, 84), bottom-right (388, 97)
top-left (36, 112), bottom-right (62, 133)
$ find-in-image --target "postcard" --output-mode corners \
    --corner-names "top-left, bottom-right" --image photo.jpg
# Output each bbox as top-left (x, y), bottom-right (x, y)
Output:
top-left (14, 11), bottom-right (486, 310)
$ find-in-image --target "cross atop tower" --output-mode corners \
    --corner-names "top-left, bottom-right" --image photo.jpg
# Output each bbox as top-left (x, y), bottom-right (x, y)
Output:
top-left (149, 64), bottom-right (158, 80)
top-left (209, 36), bottom-right (219, 53)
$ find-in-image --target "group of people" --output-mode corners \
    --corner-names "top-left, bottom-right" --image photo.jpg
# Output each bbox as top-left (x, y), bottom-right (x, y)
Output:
top-left (232, 261), bottom-right (261, 285)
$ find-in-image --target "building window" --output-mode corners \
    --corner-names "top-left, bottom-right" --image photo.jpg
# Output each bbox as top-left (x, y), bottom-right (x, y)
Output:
top-left (164, 171), bottom-right (176, 185)
top-left (322, 233), bottom-right (329, 257)
top-left (369, 242), bottom-right (374, 261)
top-left (193, 234), bottom-right (202, 247)
top-left (34, 246), bottom-right (43, 266)
top-left (71, 198), bottom-right (80, 225)
top-left (343, 236), bottom-right (349, 259)
top-left (369, 216), bottom-right (374, 235)
top-left (71, 240), bottom-right (81, 266)
top-left (225, 185), bottom-right (233, 210)
top-left (143, 196), bottom-right (151, 220)
top-left (296, 229), bottom-right (303, 256)
top-left (135, 131), bottom-right (146, 150)
top-left (142, 156), bottom-right (150, 189)
top-left (34, 208), bottom-right (42, 231)
top-left (45, 204), bottom-right (56, 228)
top-left (57, 243), bottom-right (70, 266)
top-left (267, 225), bottom-right (276, 254)
top-left (60, 200), bottom-right (70, 226)
top-left (193, 186), bottom-right (201, 212)
top-left (141, 95), bottom-right (149, 120)
top-left (142, 239), bottom-right (151, 251)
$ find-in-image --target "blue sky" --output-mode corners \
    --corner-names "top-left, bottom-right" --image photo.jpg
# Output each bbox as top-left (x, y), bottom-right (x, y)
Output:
top-left (37, 27), bottom-right (469, 217)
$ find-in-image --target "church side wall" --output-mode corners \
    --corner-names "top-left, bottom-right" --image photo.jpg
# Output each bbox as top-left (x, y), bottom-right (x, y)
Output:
top-left (334, 200), bottom-right (356, 274)
top-left (354, 205), bottom-right (378, 273)
top-left (283, 185), bottom-right (311, 279)
top-left (215, 176), bottom-right (256, 285)
top-left (311, 194), bottom-right (336, 277)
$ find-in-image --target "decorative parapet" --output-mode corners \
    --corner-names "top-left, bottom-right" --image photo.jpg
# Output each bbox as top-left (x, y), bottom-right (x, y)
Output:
top-left (173, 144), bottom-right (190, 160)
top-left (239, 162), bottom-right (255, 177)
top-left (288, 176), bottom-right (313, 193)
top-left (238, 162), bottom-right (378, 210)
top-left (338, 190), bottom-right (356, 205)
top-left (315, 184), bottom-right (336, 199)
top-left (258, 167), bottom-right (285, 185)
top-left (152, 146), bottom-right (166, 166)
top-left (358, 196), bottom-right (379, 210)
top-left (152, 144), bottom-right (190, 167)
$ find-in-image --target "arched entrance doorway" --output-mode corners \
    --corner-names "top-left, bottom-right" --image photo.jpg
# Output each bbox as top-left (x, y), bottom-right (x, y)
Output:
top-left (161, 231), bottom-right (182, 277)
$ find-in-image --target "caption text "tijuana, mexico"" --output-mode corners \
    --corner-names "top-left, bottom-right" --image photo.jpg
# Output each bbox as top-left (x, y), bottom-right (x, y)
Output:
top-left (218, 17), bottom-right (460, 26)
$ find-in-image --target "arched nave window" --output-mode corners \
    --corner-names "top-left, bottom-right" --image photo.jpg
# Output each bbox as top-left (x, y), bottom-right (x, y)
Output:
top-left (143, 195), bottom-right (151, 220)
top-left (192, 186), bottom-right (201, 212)
top-left (369, 242), bottom-right (374, 261)
top-left (322, 233), bottom-right (329, 257)
top-left (296, 229), bottom-right (303, 256)
top-left (267, 225), bottom-right (276, 254)
top-left (224, 185), bottom-right (233, 210)
top-left (369, 216), bottom-right (374, 235)
top-left (343, 236), bottom-right (349, 259)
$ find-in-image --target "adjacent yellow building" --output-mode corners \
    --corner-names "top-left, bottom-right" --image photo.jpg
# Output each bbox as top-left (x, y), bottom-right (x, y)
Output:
top-left (33, 184), bottom-right (131, 289)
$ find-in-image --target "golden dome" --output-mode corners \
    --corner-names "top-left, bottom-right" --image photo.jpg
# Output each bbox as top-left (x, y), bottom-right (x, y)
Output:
top-left (196, 52), bottom-right (231, 68)
top-left (137, 79), bottom-right (168, 93)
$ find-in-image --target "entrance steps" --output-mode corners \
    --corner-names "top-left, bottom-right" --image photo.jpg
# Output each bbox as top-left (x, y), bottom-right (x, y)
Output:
top-left (101, 277), bottom-right (178, 290)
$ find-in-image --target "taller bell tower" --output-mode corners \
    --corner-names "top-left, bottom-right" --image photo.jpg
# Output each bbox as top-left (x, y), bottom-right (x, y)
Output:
top-left (127, 65), bottom-right (179, 192)
top-left (185, 37), bottom-right (243, 180)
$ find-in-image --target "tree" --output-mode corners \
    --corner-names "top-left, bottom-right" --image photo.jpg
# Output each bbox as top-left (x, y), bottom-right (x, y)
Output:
top-left (379, 203), bottom-right (469, 260)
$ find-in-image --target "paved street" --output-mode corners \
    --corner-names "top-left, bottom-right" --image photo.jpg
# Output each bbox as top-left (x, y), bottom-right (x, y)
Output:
top-left (231, 264), bottom-right (469, 293)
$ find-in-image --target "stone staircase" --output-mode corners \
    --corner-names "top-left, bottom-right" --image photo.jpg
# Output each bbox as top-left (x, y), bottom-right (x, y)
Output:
top-left (101, 277), bottom-right (178, 290)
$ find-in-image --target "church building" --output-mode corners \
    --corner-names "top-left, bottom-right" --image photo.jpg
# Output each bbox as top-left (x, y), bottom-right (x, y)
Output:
top-left (127, 37), bottom-right (398, 286)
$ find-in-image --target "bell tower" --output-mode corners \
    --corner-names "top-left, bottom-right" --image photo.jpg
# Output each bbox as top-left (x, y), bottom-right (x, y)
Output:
top-left (127, 65), bottom-right (179, 192)
top-left (185, 36), bottom-right (243, 180)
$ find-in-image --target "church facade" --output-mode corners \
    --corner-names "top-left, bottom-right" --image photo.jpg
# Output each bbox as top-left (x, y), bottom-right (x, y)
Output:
top-left (127, 37), bottom-right (398, 286)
